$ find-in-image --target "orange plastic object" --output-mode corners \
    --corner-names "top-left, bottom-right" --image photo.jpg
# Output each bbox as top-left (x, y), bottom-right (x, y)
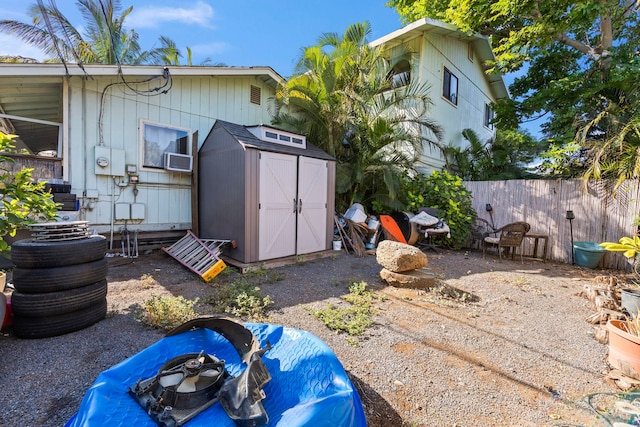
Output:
top-left (379, 215), bottom-right (407, 244)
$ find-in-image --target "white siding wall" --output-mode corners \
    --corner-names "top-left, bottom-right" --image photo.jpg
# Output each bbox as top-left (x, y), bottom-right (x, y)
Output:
top-left (415, 33), bottom-right (497, 173)
top-left (66, 74), bottom-right (275, 234)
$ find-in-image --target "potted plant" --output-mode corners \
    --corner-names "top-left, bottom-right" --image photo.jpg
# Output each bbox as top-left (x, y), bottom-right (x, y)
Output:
top-left (607, 316), bottom-right (640, 380)
top-left (600, 236), bottom-right (640, 316)
top-left (0, 131), bottom-right (59, 256)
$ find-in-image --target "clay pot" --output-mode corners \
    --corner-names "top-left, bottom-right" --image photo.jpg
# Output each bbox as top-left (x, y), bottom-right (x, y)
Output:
top-left (607, 319), bottom-right (640, 380)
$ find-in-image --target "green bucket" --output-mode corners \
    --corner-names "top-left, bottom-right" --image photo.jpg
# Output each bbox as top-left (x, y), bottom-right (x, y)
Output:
top-left (573, 241), bottom-right (606, 268)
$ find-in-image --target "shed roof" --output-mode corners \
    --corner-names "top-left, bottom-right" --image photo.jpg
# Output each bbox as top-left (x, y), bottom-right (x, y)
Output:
top-left (210, 120), bottom-right (335, 161)
top-left (370, 17), bottom-right (509, 101)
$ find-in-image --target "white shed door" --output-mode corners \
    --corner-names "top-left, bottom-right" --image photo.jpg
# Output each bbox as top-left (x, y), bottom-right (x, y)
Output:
top-left (258, 152), bottom-right (297, 260)
top-left (297, 157), bottom-right (328, 254)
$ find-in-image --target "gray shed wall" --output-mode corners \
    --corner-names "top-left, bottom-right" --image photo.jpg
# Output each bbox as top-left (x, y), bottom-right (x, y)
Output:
top-left (198, 126), bottom-right (250, 262)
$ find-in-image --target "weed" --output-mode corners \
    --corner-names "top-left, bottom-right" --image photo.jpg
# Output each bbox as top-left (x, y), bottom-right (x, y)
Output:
top-left (134, 294), bottom-right (199, 330)
top-left (204, 278), bottom-right (273, 321)
top-left (139, 273), bottom-right (156, 289)
top-left (346, 337), bottom-right (359, 346)
top-left (241, 267), bottom-right (285, 284)
top-left (310, 281), bottom-right (376, 335)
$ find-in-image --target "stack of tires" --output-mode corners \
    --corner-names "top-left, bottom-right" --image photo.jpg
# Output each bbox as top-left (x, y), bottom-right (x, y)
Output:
top-left (10, 235), bottom-right (108, 339)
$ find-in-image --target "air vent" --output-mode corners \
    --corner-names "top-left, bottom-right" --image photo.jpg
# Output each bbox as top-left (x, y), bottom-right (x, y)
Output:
top-left (250, 85), bottom-right (261, 105)
top-left (164, 152), bottom-right (193, 173)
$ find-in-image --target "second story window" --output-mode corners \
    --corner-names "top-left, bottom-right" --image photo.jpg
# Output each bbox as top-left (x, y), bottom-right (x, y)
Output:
top-left (484, 104), bottom-right (495, 129)
top-left (443, 67), bottom-right (458, 105)
top-left (388, 59), bottom-right (411, 89)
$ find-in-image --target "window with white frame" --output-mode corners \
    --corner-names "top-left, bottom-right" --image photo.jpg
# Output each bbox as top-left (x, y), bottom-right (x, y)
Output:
top-left (140, 120), bottom-right (191, 169)
top-left (443, 67), bottom-right (458, 105)
top-left (484, 103), bottom-right (495, 129)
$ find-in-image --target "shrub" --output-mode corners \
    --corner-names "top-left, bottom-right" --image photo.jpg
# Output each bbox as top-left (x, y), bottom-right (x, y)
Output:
top-left (310, 281), bottom-right (376, 336)
top-left (135, 294), bottom-right (199, 330)
top-left (0, 132), bottom-right (59, 252)
top-left (205, 278), bottom-right (273, 321)
top-left (401, 170), bottom-right (476, 248)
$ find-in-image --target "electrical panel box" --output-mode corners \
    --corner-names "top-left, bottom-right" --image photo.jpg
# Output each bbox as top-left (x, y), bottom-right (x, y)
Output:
top-left (94, 146), bottom-right (126, 176)
top-left (131, 203), bottom-right (145, 220)
top-left (115, 203), bottom-right (130, 220)
top-left (85, 189), bottom-right (99, 199)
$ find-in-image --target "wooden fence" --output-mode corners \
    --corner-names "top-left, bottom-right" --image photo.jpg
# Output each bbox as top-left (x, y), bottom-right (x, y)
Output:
top-left (464, 179), bottom-right (640, 271)
top-left (0, 154), bottom-right (62, 182)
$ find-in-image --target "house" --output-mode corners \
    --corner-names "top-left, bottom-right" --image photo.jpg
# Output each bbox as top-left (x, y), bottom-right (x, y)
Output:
top-left (370, 18), bottom-right (510, 174)
top-left (0, 64), bottom-right (281, 248)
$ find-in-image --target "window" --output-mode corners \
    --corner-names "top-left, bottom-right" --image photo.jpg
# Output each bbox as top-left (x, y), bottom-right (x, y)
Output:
top-left (467, 43), bottom-right (474, 62)
top-left (246, 125), bottom-right (307, 149)
top-left (484, 104), bottom-right (495, 129)
top-left (388, 59), bottom-right (411, 89)
top-left (443, 67), bottom-right (458, 105)
top-left (140, 120), bottom-right (191, 169)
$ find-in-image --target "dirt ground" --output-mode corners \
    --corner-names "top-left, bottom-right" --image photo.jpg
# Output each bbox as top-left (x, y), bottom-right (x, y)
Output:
top-left (0, 245), bottom-right (631, 426)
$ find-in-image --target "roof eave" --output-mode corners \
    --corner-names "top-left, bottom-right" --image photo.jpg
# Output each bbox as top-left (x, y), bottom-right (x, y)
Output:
top-left (0, 64), bottom-right (284, 88)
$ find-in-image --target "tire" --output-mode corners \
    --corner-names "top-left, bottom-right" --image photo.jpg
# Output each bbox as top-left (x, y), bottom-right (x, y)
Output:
top-left (12, 298), bottom-right (107, 339)
top-left (11, 280), bottom-right (107, 317)
top-left (11, 236), bottom-right (107, 268)
top-left (12, 258), bottom-right (108, 293)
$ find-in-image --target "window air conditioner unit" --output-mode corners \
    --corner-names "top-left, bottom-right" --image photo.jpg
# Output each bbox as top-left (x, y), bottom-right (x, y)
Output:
top-left (164, 152), bottom-right (193, 173)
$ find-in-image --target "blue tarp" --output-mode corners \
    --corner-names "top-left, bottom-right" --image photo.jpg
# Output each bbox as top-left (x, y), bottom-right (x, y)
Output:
top-left (66, 323), bottom-right (367, 427)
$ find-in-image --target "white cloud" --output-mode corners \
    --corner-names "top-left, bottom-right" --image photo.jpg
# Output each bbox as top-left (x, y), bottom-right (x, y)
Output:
top-left (128, 1), bottom-right (215, 29)
top-left (0, 34), bottom-right (46, 61)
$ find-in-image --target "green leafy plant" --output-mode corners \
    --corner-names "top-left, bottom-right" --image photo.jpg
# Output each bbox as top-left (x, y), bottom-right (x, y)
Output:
top-left (601, 236), bottom-right (640, 278)
top-left (401, 170), bottom-right (476, 248)
top-left (0, 132), bottom-right (59, 252)
top-left (135, 294), bottom-right (199, 330)
top-left (205, 278), bottom-right (273, 321)
top-left (310, 281), bottom-right (376, 336)
top-left (600, 236), bottom-right (640, 259)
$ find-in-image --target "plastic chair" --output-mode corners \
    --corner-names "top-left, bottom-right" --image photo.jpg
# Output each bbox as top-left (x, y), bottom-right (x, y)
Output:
top-left (483, 221), bottom-right (530, 261)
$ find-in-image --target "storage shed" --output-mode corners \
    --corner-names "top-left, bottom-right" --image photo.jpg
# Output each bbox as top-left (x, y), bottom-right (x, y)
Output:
top-left (198, 120), bottom-right (335, 264)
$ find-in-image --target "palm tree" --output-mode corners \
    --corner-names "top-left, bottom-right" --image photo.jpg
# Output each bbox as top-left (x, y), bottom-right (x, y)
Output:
top-left (274, 22), bottom-right (443, 212)
top-left (0, 0), bottom-right (175, 65)
top-left (580, 80), bottom-right (640, 191)
top-left (445, 128), bottom-right (539, 181)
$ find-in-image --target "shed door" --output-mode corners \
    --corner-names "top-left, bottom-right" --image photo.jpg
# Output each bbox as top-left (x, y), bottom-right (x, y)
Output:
top-left (258, 152), bottom-right (297, 260)
top-left (297, 157), bottom-right (328, 254)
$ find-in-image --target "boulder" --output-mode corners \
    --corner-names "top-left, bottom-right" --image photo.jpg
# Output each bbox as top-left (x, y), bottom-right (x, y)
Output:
top-left (379, 268), bottom-right (437, 289)
top-left (376, 240), bottom-right (427, 272)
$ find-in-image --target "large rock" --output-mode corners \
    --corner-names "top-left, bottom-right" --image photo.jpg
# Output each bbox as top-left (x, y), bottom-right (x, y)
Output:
top-left (379, 268), bottom-right (437, 289)
top-left (376, 240), bottom-right (427, 272)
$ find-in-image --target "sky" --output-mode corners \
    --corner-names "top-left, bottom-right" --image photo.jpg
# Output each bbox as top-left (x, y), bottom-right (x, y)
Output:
top-left (0, 0), bottom-right (405, 78)
top-left (0, 1), bottom-right (537, 135)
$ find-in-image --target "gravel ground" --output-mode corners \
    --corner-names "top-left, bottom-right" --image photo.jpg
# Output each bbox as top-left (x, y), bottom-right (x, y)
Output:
top-left (0, 247), bottom-right (624, 426)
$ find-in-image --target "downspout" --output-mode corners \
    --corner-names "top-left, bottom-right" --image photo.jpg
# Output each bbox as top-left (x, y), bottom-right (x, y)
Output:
top-left (62, 77), bottom-right (70, 183)
top-left (81, 76), bottom-right (87, 221)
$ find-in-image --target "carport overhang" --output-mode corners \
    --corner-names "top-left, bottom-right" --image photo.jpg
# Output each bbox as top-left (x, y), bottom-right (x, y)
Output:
top-left (0, 64), bottom-right (284, 155)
